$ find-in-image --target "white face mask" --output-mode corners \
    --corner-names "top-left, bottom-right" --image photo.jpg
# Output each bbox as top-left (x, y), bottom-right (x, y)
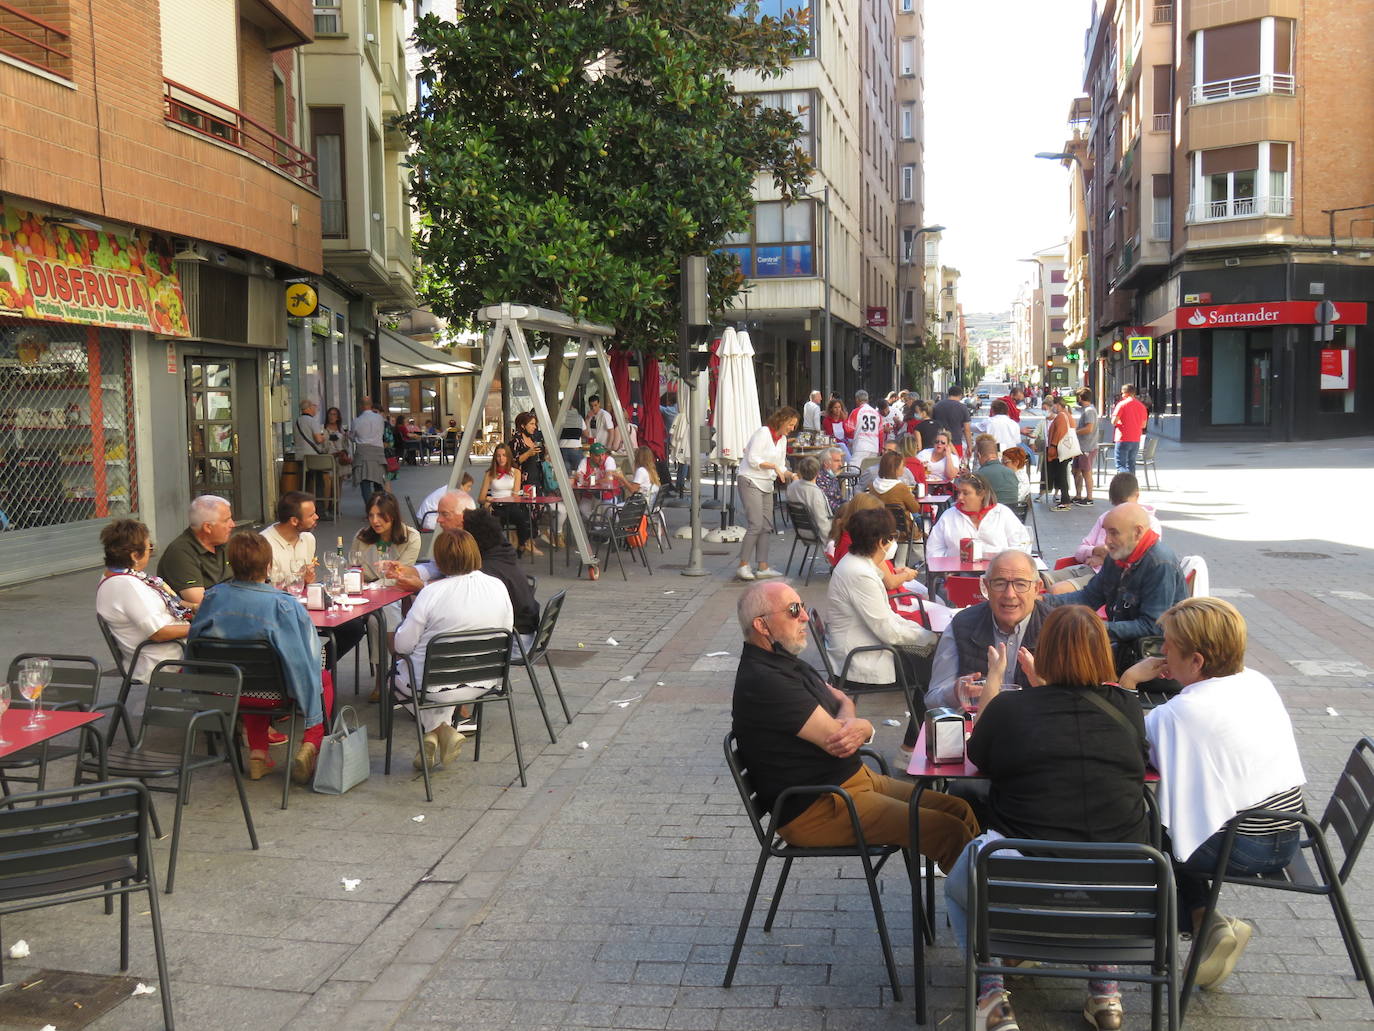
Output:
top-left (883, 540), bottom-right (898, 561)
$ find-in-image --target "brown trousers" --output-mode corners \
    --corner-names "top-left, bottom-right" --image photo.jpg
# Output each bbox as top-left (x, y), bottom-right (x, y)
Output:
top-left (778, 764), bottom-right (979, 872)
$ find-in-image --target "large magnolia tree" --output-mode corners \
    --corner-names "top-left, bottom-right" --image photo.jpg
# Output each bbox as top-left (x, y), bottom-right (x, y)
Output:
top-left (402, 0), bottom-right (814, 358)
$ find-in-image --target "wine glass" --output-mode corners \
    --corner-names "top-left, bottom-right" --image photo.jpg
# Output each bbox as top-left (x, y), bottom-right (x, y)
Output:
top-left (0, 681), bottom-right (11, 747)
top-left (19, 668), bottom-right (43, 730)
top-left (26, 657), bottom-right (50, 724)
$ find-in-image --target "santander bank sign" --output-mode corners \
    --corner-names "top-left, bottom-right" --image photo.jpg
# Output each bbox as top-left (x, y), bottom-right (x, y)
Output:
top-left (1177, 301), bottom-right (1368, 328)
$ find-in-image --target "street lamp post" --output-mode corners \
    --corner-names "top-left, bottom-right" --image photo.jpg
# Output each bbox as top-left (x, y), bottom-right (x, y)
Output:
top-left (1036, 150), bottom-right (1094, 394)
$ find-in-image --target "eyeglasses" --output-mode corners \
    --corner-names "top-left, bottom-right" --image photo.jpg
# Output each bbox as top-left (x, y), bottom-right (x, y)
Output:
top-left (982, 578), bottom-right (1038, 595)
top-left (763, 601), bottom-right (808, 620)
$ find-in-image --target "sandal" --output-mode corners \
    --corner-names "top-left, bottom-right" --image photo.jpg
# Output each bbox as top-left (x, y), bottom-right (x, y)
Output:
top-left (1083, 995), bottom-right (1123, 1031)
top-left (247, 751), bottom-right (275, 781)
top-left (977, 991), bottom-right (1018, 1031)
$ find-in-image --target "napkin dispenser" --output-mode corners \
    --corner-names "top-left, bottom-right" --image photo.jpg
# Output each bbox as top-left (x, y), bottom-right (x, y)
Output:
top-left (924, 707), bottom-right (966, 765)
top-left (306, 583), bottom-right (334, 610)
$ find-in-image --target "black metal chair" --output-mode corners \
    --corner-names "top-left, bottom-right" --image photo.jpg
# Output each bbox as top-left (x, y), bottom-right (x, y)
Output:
top-left (1139, 436), bottom-right (1161, 491)
top-left (581, 495), bottom-right (651, 581)
top-left (98, 614), bottom-right (173, 715)
top-left (808, 608), bottom-right (925, 713)
top-left (1, 653), bottom-right (105, 793)
top-left (967, 838), bottom-right (1180, 1031)
top-left (723, 732), bottom-right (911, 1001)
top-left (405, 493), bottom-right (437, 536)
top-left (1179, 736), bottom-right (1374, 1015)
top-left (184, 638), bottom-right (305, 811)
top-left (510, 590), bottom-right (573, 728)
top-left (885, 502), bottom-right (923, 567)
top-left (783, 501), bottom-right (826, 586)
top-left (386, 629), bottom-right (523, 799)
top-left (0, 780), bottom-right (176, 1029)
top-left (646, 486), bottom-right (672, 553)
top-left (77, 659), bottom-right (257, 894)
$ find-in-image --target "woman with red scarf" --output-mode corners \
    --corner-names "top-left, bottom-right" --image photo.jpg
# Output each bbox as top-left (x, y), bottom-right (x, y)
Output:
top-left (821, 398), bottom-right (851, 460)
top-left (924, 473), bottom-right (1033, 561)
top-left (735, 406), bottom-right (799, 581)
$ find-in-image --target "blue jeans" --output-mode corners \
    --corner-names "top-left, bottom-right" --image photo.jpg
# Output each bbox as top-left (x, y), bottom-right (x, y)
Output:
top-left (1114, 440), bottom-right (1139, 474)
top-left (946, 833), bottom-right (1119, 1000)
top-left (1175, 826), bottom-right (1301, 917)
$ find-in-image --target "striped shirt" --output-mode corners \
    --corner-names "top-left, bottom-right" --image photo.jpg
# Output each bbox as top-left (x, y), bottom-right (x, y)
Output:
top-left (1235, 785), bottom-right (1304, 836)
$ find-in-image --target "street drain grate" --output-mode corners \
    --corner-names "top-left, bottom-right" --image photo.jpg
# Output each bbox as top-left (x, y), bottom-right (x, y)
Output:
top-left (0, 969), bottom-right (140, 1028)
top-left (1204, 463), bottom-right (1243, 468)
top-left (1260, 551), bottom-right (1331, 560)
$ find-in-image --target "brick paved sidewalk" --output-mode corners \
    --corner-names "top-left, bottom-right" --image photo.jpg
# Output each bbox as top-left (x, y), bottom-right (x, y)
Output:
top-left (0, 439), bottom-right (1370, 1030)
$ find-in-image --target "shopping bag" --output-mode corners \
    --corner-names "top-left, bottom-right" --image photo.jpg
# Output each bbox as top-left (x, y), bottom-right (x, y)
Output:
top-left (312, 705), bottom-right (370, 794)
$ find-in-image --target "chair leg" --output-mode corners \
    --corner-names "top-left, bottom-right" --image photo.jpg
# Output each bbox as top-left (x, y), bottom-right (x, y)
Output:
top-left (524, 660), bottom-right (558, 744)
top-left (225, 742), bottom-right (260, 855)
top-left (802, 543), bottom-right (815, 587)
top-left (761, 856), bottom-right (793, 931)
top-left (724, 845), bottom-right (772, 988)
top-left (857, 847), bottom-right (902, 1002)
top-left (1310, 835), bottom-right (1374, 995)
top-left (120, 885), bottom-right (130, 970)
top-left (506, 691), bottom-right (527, 787)
top-left (784, 536), bottom-right (799, 576)
top-left (279, 715), bottom-right (297, 811)
top-left (471, 700), bottom-right (485, 762)
top-left (414, 702), bottom-right (433, 803)
top-left (164, 768), bottom-right (192, 894)
top-left (143, 882), bottom-right (176, 1030)
top-left (907, 847), bottom-right (927, 1024)
top-left (544, 656), bottom-right (573, 725)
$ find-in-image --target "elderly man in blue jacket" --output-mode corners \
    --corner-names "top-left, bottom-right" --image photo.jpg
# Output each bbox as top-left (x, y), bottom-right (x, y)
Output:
top-left (1040, 502), bottom-right (1188, 671)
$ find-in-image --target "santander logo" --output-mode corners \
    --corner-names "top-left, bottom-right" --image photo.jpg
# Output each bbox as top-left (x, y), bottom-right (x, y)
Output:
top-left (1187, 310), bottom-right (1207, 326)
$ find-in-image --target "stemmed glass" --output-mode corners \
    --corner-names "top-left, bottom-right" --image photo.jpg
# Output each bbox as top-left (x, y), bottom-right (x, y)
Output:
top-left (23, 657), bottom-right (50, 726)
top-left (19, 668), bottom-right (43, 730)
top-left (0, 681), bottom-right (11, 747)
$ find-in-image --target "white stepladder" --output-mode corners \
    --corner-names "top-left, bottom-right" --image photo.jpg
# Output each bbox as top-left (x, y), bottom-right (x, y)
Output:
top-left (446, 303), bottom-right (630, 578)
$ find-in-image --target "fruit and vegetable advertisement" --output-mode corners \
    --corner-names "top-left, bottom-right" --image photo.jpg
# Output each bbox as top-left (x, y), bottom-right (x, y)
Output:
top-left (0, 203), bottom-right (189, 337)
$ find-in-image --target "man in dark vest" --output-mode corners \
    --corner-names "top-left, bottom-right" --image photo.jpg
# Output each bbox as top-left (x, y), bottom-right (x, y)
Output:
top-left (925, 549), bottom-right (1048, 712)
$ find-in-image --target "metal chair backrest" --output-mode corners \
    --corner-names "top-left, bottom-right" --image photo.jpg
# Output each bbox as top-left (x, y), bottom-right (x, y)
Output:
top-left (885, 503), bottom-right (915, 542)
top-left (0, 779), bottom-right (150, 890)
top-left (97, 614), bottom-right (130, 681)
top-left (420, 629), bottom-right (514, 695)
top-left (1320, 736), bottom-right (1374, 884)
top-left (944, 573), bottom-right (985, 609)
top-left (139, 659), bottom-right (244, 742)
top-left (5, 653), bottom-right (101, 710)
top-left (807, 608), bottom-right (838, 680)
top-left (404, 494), bottom-right (433, 532)
top-left (787, 501), bottom-right (823, 545)
top-left (724, 731), bottom-right (773, 848)
top-left (615, 493), bottom-right (648, 533)
top-left (1142, 436), bottom-right (1159, 460)
top-left (525, 590), bottom-right (566, 662)
top-left (973, 838), bottom-right (1175, 969)
top-left (184, 638), bottom-right (290, 703)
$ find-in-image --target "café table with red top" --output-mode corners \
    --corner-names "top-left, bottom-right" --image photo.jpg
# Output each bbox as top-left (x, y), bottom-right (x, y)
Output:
top-left (0, 709), bottom-right (106, 778)
top-left (310, 584), bottom-right (412, 733)
top-left (917, 491), bottom-right (953, 535)
top-left (496, 493), bottom-right (565, 574)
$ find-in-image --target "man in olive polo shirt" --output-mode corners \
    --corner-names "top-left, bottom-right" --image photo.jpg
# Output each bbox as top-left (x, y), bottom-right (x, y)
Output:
top-left (157, 494), bottom-right (234, 605)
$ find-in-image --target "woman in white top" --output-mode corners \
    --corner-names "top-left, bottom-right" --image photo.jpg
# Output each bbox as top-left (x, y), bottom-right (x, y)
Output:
top-left (826, 506), bottom-right (937, 750)
top-left (626, 445), bottom-right (660, 506)
top-left (1121, 597), bottom-right (1305, 992)
top-left (351, 492), bottom-right (424, 637)
top-left (916, 431), bottom-right (960, 482)
top-left (95, 519), bottom-right (190, 682)
top-left (735, 406), bottom-right (799, 581)
top-left (924, 473), bottom-right (1032, 561)
top-left (480, 443), bottom-right (538, 555)
top-left (392, 529), bottom-right (515, 773)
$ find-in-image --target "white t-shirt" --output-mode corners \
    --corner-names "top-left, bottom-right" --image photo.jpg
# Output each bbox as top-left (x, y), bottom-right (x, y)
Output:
top-left (850, 404), bottom-right (882, 456)
top-left (393, 571), bottom-right (514, 692)
top-left (260, 524), bottom-right (316, 585)
top-left (985, 414), bottom-right (1022, 454)
top-left (95, 574), bottom-right (184, 682)
top-left (631, 466), bottom-right (658, 504)
top-left (587, 408), bottom-right (616, 447)
top-left (350, 408), bottom-right (385, 447)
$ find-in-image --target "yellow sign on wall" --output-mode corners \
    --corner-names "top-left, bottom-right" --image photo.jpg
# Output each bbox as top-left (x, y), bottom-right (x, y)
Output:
top-left (285, 283), bottom-right (319, 318)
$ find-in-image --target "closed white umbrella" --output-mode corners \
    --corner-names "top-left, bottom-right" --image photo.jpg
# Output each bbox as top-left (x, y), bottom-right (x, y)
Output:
top-left (713, 328), bottom-right (760, 464)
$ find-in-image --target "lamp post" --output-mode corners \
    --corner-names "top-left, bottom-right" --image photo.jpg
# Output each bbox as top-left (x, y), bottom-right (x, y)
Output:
top-left (1036, 150), bottom-right (1094, 393)
top-left (898, 223), bottom-right (945, 387)
top-left (799, 186), bottom-right (832, 399)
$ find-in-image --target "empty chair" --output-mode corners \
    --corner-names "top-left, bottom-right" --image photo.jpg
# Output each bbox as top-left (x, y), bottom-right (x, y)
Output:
top-left (1, 653), bottom-right (103, 793)
top-left (509, 590), bottom-right (573, 728)
top-left (1138, 435), bottom-right (1160, 490)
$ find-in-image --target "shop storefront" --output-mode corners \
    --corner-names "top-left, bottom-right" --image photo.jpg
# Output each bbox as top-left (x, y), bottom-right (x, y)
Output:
top-left (0, 203), bottom-right (189, 583)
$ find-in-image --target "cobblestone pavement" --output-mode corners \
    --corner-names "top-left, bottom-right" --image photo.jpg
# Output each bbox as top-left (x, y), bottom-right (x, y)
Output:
top-left (0, 437), bottom-right (1370, 1030)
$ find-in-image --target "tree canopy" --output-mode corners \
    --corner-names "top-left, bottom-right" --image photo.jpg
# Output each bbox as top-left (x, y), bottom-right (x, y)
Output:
top-left (401, 0), bottom-right (814, 353)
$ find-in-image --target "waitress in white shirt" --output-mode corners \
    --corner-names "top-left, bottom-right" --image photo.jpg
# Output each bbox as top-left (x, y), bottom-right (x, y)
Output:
top-left (735, 406), bottom-right (798, 581)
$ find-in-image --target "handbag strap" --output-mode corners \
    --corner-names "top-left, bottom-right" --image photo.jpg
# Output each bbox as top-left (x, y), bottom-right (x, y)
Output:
top-left (1079, 685), bottom-right (1141, 745)
top-left (333, 704), bottom-right (361, 735)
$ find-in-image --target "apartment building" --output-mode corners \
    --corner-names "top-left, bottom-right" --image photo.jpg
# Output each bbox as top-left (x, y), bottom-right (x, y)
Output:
top-left (300, 0), bottom-right (420, 430)
top-left (896, 0), bottom-right (931, 381)
top-left (726, 0), bottom-right (904, 406)
top-left (1070, 0), bottom-right (1374, 441)
top-left (0, 0), bottom-right (322, 584)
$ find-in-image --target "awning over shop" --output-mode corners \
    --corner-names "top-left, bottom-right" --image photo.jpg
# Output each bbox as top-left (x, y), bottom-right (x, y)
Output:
top-left (378, 326), bottom-right (479, 378)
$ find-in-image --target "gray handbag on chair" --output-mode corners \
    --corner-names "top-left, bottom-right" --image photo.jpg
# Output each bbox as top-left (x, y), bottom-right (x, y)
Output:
top-left (312, 705), bottom-right (370, 794)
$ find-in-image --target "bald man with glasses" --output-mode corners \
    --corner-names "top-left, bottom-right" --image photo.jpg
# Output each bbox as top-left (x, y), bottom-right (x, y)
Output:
top-left (925, 550), bottom-right (1050, 714)
top-left (731, 580), bottom-right (977, 869)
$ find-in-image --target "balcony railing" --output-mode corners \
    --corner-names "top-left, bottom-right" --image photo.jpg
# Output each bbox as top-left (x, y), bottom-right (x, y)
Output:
top-left (1152, 3), bottom-right (1173, 24)
top-left (1151, 218), bottom-right (1170, 240)
top-left (164, 79), bottom-right (318, 189)
top-left (1187, 194), bottom-right (1292, 222)
top-left (1152, 112), bottom-right (1171, 133)
top-left (0, 1), bottom-right (71, 76)
top-left (388, 227), bottom-right (413, 269)
top-left (1191, 73), bottom-right (1295, 105)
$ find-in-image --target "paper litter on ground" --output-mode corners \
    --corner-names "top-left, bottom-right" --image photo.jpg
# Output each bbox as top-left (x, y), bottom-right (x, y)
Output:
top-left (7, 940), bottom-right (28, 959)
top-left (577, 642), bottom-right (585, 648)
top-left (577, 741), bottom-right (590, 749)
top-left (411, 815), bottom-right (425, 823)
top-left (656, 681), bottom-right (665, 686)
top-left (340, 878), bottom-right (361, 892)
top-left (131, 983), bottom-right (158, 997)
top-left (1327, 706), bottom-right (1340, 716)
top-left (618, 675), bottom-right (635, 682)
top-left (883, 719), bottom-right (902, 727)
top-left (611, 695), bottom-right (642, 707)
top-left (40, 1025), bottom-right (56, 1031)
top-left (606, 637), bottom-right (619, 646)
top-left (705, 651), bottom-right (731, 658)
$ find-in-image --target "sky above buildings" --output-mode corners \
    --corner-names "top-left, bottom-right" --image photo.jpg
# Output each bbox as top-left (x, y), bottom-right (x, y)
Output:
top-left (924, 1), bottom-right (1090, 313)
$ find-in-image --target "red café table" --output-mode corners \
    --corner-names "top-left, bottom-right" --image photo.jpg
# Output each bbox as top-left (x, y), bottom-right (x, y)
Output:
top-left (310, 584), bottom-right (412, 734)
top-left (0, 709), bottom-right (106, 776)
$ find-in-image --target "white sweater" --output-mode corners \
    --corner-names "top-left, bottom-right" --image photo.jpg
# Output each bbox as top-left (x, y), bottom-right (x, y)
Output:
top-left (825, 552), bottom-right (936, 684)
top-left (1144, 667), bottom-right (1306, 861)
top-left (925, 504), bottom-right (1032, 560)
top-left (738, 426), bottom-right (787, 492)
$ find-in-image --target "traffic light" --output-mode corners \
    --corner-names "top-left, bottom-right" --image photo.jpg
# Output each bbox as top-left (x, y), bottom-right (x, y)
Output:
top-left (1111, 340), bottom-right (1124, 354)
top-left (1045, 359), bottom-right (1054, 369)
top-left (1065, 349), bottom-right (1080, 362)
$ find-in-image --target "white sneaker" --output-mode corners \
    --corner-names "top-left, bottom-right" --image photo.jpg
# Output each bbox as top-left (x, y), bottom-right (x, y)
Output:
top-left (735, 565), bottom-right (756, 581)
top-left (754, 567), bottom-right (783, 579)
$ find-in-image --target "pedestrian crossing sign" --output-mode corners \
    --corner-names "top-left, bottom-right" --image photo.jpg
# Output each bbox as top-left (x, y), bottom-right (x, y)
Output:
top-left (1128, 335), bottom-right (1153, 361)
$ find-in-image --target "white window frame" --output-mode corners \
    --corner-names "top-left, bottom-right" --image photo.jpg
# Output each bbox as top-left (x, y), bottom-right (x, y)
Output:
top-left (899, 37), bottom-right (916, 77)
top-left (313, 0), bottom-right (343, 34)
top-left (900, 0), bottom-right (915, 11)
top-left (1187, 143), bottom-right (1291, 222)
top-left (900, 165), bottom-right (915, 202)
top-left (900, 104), bottom-right (914, 141)
top-left (1192, 18), bottom-right (1294, 105)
